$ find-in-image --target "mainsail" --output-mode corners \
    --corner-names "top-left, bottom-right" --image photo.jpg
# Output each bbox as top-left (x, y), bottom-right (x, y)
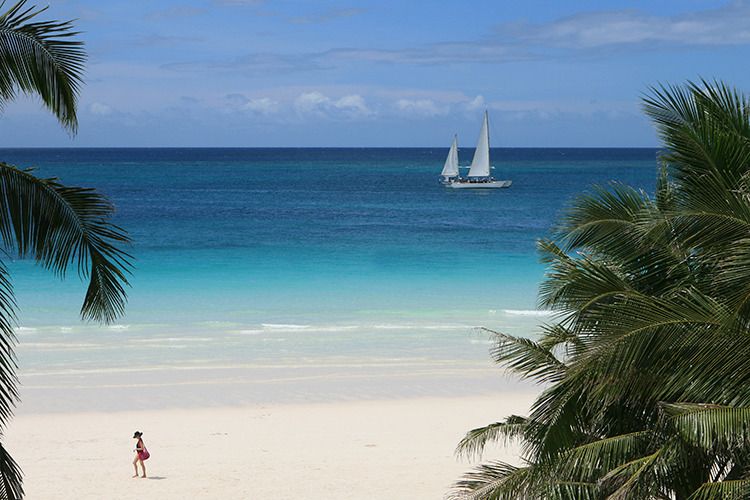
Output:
top-left (441, 135), bottom-right (459, 178)
top-left (467, 111), bottom-right (490, 178)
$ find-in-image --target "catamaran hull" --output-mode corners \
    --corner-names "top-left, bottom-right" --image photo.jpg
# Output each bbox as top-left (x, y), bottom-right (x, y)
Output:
top-left (447, 180), bottom-right (512, 189)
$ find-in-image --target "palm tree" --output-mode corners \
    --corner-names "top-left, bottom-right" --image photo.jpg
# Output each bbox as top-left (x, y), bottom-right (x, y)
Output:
top-left (450, 81), bottom-right (750, 499)
top-left (0, 2), bottom-right (130, 498)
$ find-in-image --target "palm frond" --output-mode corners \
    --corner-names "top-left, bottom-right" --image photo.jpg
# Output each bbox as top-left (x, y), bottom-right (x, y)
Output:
top-left (604, 449), bottom-right (664, 500)
top-left (0, 0), bottom-right (85, 131)
top-left (0, 259), bottom-right (17, 429)
top-left (483, 328), bottom-right (566, 384)
top-left (687, 479), bottom-right (750, 500)
top-left (556, 182), bottom-right (650, 253)
top-left (553, 431), bottom-right (653, 483)
top-left (548, 481), bottom-right (598, 500)
top-left (455, 416), bottom-right (527, 460)
top-left (452, 80), bottom-right (750, 500)
top-left (0, 163), bottom-right (132, 323)
top-left (448, 461), bottom-right (532, 500)
top-left (661, 403), bottom-right (750, 451)
top-left (0, 441), bottom-right (22, 500)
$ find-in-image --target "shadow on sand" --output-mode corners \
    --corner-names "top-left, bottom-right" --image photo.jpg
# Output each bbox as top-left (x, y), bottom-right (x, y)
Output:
top-left (147, 476), bottom-right (167, 480)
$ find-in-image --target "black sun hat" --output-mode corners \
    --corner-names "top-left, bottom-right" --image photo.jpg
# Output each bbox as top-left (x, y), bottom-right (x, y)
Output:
top-left (133, 431), bottom-right (143, 438)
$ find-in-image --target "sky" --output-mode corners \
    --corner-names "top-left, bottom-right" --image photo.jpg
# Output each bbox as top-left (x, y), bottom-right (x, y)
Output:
top-left (1, 0), bottom-right (749, 147)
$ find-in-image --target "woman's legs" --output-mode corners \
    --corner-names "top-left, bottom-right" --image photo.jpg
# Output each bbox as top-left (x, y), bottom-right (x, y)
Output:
top-left (140, 459), bottom-right (147, 478)
top-left (132, 455), bottom-right (139, 477)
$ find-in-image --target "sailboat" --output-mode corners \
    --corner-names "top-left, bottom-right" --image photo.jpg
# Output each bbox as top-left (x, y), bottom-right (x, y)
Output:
top-left (442, 111), bottom-right (511, 189)
top-left (440, 134), bottom-right (459, 184)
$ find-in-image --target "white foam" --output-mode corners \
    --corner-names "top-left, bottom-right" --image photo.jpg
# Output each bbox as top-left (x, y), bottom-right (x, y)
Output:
top-left (15, 326), bottom-right (37, 334)
top-left (19, 342), bottom-right (101, 349)
top-left (262, 323), bottom-right (310, 330)
top-left (371, 324), bottom-right (467, 331)
top-left (235, 329), bottom-right (264, 335)
top-left (107, 324), bottom-right (130, 331)
top-left (129, 337), bottom-right (213, 343)
top-left (201, 321), bottom-right (240, 328)
top-left (240, 325), bottom-right (359, 334)
top-left (502, 309), bottom-right (554, 317)
top-left (295, 325), bottom-right (359, 333)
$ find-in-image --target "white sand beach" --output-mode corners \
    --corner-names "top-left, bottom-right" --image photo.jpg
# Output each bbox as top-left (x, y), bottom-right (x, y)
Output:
top-left (6, 393), bottom-right (536, 500)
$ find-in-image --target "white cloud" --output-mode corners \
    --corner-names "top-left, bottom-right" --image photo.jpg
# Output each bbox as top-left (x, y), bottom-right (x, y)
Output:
top-left (395, 99), bottom-right (449, 117)
top-left (89, 102), bottom-right (113, 116)
top-left (244, 97), bottom-right (279, 115)
top-left (465, 95), bottom-right (486, 111)
top-left (294, 92), bottom-right (373, 119)
top-left (164, 52), bottom-right (324, 75)
top-left (505, 3), bottom-right (750, 49)
top-left (324, 45), bottom-right (529, 66)
top-left (165, 2), bottom-right (750, 77)
top-left (333, 94), bottom-right (373, 118)
top-left (294, 91), bottom-right (329, 114)
top-left (223, 93), bottom-right (280, 116)
top-left (484, 98), bottom-right (638, 120)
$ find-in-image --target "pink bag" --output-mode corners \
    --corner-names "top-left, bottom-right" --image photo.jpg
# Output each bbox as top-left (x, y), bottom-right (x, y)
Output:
top-left (138, 447), bottom-right (150, 461)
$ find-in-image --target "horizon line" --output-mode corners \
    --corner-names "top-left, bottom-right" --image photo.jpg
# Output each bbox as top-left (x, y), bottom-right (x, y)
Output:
top-left (0, 145), bottom-right (663, 150)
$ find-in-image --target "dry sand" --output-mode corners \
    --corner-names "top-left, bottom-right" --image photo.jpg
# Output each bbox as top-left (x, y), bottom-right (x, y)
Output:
top-left (6, 393), bottom-right (536, 500)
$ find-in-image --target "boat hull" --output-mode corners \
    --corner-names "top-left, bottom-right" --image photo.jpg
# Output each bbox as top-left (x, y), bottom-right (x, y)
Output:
top-left (447, 180), bottom-right (512, 189)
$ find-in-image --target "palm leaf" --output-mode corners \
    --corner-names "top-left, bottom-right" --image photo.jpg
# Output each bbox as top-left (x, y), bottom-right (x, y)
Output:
top-left (0, 0), bottom-right (85, 131)
top-left (548, 481), bottom-right (598, 500)
top-left (687, 479), bottom-right (750, 500)
top-left (0, 163), bottom-right (132, 323)
top-left (553, 431), bottom-right (653, 483)
top-left (452, 80), bottom-right (750, 499)
top-left (448, 461), bottom-right (532, 500)
top-left (455, 416), bottom-right (528, 460)
top-left (661, 403), bottom-right (750, 451)
top-left (0, 260), bottom-right (17, 429)
top-left (604, 449), bottom-right (666, 500)
top-left (0, 441), bottom-right (22, 500)
top-left (483, 328), bottom-right (566, 384)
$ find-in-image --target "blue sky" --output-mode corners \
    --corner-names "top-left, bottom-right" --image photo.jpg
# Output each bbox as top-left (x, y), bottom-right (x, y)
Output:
top-left (1, 0), bottom-right (749, 147)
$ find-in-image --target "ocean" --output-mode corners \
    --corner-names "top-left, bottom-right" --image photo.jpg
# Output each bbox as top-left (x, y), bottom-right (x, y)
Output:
top-left (0, 148), bottom-right (657, 408)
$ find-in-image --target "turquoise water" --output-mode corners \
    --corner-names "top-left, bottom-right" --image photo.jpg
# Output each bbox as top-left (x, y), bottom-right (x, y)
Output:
top-left (0, 148), bottom-right (656, 377)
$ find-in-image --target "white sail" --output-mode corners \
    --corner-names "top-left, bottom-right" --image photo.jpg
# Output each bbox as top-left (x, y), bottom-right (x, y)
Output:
top-left (467, 111), bottom-right (490, 178)
top-left (441, 135), bottom-right (459, 178)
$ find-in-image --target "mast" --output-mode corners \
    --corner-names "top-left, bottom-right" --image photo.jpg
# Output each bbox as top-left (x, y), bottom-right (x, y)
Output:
top-left (467, 111), bottom-right (490, 178)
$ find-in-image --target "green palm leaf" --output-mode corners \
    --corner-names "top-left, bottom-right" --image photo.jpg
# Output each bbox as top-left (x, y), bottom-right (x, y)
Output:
top-left (661, 403), bottom-right (750, 451)
top-left (0, 260), bottom-right (17, 428)
top-left (687, 479), bottom-right (750, 500)
top-left (455, 416), bottom-right (527, 460)
top-left (484, 328), bottom-right (566, 384)
top-left (448, 461), bottom-right (532, 500)
top-left (0, 0), bottom-right (85, 131)
top-left (0, 442), bottom-right (21, 500)
top-left (452, 80), bottom-right (750, 499)
top-left (553, 431), bottom-right (653, 482)
top-left (0, 163), bottom-right (131, 322)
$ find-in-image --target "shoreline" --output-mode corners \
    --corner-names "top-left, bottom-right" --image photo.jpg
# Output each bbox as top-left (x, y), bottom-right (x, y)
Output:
top-left (7, 392), bottom-right (537, 500)
top-left (14, 359), bottom-right (535, 414)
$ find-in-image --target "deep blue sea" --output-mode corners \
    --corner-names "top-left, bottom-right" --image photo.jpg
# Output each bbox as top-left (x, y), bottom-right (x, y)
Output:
top-left (0, 148), bottom-right (657, 380)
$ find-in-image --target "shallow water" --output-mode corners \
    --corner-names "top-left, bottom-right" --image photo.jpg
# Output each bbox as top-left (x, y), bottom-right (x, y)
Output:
top-left (0, 148), bottom-right (656, 381)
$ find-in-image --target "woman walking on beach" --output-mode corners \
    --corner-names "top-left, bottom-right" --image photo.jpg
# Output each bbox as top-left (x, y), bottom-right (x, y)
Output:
top-left (132, 431), bottom-right (149, 478)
